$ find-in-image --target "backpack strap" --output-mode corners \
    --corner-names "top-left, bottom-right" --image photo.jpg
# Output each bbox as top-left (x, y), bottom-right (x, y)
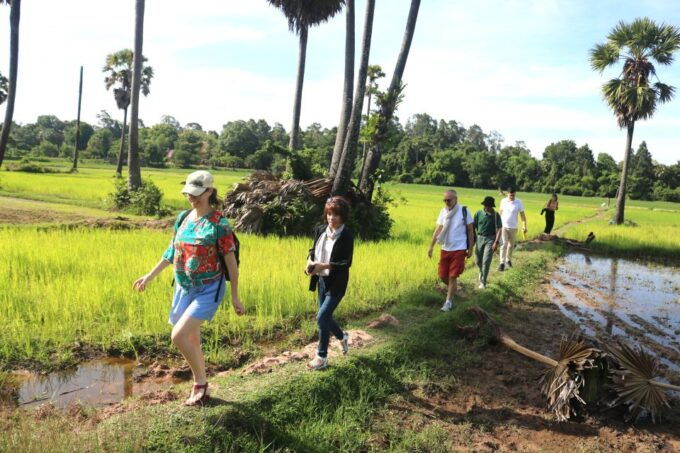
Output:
top-left (462, 206), bottom-right (469, 249)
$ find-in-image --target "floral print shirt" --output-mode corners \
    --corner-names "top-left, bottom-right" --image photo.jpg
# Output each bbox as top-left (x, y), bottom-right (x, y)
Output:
top-left (162, 210), bottom-right (236, 289)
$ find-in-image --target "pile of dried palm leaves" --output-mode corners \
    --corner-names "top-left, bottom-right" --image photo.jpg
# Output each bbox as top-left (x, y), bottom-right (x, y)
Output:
top-left (223, 171), bottom-right (331, 235)
top-left (465, 307), bottom-right (679, 423)
top-left (223, 171), bottom-right (392, 239)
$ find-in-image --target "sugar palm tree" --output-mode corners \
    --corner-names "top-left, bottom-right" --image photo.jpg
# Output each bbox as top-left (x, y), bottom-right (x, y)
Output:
top-left (103, 48), bottom-right (153, 176)
top-left (359, 0), bottom-right (421, 199)
top-left (590, 18), bottom-right (680, 224)
top-left (332, 0), bottom-right (375, 195)
top-left (267, 0), bottom-right (344, 152)
top-left (127, 0), bottom-right (147, 191)
top-left (329, 0), bottom-right (354, 178)
top-left (0, 0), bottom-right (21, 169)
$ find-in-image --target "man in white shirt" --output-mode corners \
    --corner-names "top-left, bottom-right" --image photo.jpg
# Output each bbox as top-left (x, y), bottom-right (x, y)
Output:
top-left (498, 187), bottom-right (527, 271)
top-left (427, 189), bottom-right (474, 312)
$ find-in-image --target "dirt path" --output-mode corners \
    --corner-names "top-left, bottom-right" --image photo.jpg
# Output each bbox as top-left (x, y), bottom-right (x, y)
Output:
top-left (552, 207), bottom-right (608, 237)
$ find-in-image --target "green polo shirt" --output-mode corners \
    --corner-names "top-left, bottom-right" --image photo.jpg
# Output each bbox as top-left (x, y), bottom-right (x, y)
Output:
top-left (474, 209), bottom-right (502, 237)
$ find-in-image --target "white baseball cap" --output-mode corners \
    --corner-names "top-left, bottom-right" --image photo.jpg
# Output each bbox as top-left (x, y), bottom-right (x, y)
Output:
top-left (181, 170), bottom-right (214, 196)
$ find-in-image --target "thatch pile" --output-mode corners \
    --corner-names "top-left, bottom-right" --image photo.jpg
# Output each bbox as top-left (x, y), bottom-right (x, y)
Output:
top-left (465, 307), bottom-right (679, 423)
top-left (223, 171), bottom-right (330, 235)
top-left (222, 171), bottom-right (392, 240)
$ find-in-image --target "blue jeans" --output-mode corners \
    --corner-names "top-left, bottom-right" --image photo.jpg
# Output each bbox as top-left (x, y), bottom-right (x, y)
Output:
top-left (316, 277), bottom-right (345, 358)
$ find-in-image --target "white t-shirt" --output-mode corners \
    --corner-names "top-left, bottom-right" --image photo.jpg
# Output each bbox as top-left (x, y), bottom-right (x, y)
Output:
top-left (437, 206), bottom-right (474, 252)
top-left (500, 197), bottom-right (525, 229)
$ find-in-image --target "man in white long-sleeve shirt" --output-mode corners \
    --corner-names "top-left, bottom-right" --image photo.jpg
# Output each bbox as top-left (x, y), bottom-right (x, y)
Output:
top-left (498, 187), bottom-right (527, 271)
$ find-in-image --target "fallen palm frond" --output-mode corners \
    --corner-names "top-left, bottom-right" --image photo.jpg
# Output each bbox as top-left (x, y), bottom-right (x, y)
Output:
top-left (464, 306), bottom-right (679, 423)
top-left (539, 336), bottom-right (599, 421)
top-left (607, 342), bottom-right (680, 422)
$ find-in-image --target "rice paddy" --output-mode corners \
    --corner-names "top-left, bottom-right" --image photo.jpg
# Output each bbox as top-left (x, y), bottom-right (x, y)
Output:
top-left (0, 162), bottom-right (678, 369)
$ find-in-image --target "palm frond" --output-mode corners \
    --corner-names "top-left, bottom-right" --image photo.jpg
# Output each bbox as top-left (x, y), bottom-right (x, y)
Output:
top-left (267, 0), bottom-right (344, 33)
top-left (539, 335), bottom-right (599, 422)
top-left (654, 82), bottom-right (675, 104)
top-left (608, 20), bottom-right (633, 47)
top-left (606, 342), bottom-right (671, 422)
top-left (651, 24), bottom-right (680, 64)
top-left (590, 43), bottom-right (620, 72)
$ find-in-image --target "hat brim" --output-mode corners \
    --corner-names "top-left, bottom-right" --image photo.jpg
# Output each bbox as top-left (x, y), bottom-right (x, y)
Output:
top-left (481, 202), bottom-right (495, 207)
top-left (182, 184), bottom-right (208, 196)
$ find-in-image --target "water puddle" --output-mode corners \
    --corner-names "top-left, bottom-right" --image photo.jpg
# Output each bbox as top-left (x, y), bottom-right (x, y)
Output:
top-left (549, 253), bottom-right (680, 380)
top-left (6, 358), bottom-right (185, 409)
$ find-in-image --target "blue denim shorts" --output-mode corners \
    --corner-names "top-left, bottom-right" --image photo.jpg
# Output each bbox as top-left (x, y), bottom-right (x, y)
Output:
top-left (168, 277), bottom-right (226, 325)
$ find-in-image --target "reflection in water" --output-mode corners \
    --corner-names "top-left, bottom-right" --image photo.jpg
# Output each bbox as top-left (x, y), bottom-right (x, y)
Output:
top-left (8, 358), bottom-right (184, 409)
top-left (550, 252), bottom-right (680, 376)
top-left (605, 258), bottom-right (618, 335)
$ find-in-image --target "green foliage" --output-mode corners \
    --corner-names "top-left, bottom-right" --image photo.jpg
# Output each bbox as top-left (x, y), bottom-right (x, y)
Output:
top-left (5, 162), bottom-right (60, 173)
top-left (35, 141), bottom-right (59, 157)
top-left (347, 186), bottom-right (394, 241)
top-left (108, 177), bottom-right (169, 216)
top-left (84, 128), bottom-right (114, 159)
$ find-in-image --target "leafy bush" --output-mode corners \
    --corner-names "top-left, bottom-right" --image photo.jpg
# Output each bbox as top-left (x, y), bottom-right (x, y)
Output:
top-left (5, 162), bottom-right (60, 173)
top-left (346, 186), bottom-right (394, 241)
top-left (108, 177), bottom-right (170, 216)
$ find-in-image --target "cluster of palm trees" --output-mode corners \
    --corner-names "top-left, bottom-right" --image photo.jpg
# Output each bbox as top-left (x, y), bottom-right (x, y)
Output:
top-left (0, 2), bottom-right (678, 222)
top-left (267, 0), bottom-right (421, 200)
top-left (0, 0), bottom-right (150, 192)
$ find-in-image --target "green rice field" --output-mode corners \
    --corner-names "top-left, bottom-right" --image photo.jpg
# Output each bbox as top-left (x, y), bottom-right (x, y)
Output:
top-left (0, 161), bottom-right (678, 369)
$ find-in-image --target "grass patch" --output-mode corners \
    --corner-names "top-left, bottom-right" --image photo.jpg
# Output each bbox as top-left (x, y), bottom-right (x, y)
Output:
top-left (0, 247), bottom-right (557, 452)
top-left (561, 206), bottom-right (680, 261)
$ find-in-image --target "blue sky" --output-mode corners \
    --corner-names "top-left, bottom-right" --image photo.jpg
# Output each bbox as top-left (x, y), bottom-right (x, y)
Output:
top-left (1, 0), bottom-right (679, 164)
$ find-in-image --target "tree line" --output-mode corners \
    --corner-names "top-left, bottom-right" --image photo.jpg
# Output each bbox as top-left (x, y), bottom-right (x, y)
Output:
top-left (5, 111), bottom-right (679, 202)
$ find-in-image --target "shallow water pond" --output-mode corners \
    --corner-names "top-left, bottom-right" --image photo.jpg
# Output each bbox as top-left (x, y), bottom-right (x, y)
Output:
top-left (6, 358), bottom-right (184, 409)
top-left (549, 252), bottom-right (679, 380)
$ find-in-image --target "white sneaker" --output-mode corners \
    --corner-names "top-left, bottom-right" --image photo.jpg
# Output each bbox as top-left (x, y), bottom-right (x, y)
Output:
top-left (440, 300), bottom-right (452, 312)
top-left (307, 355), bottom-right (328, 370)
top-left (478, 283), bottom-right (486, 289)
top-left (340, 332), bottom-right (349, 355)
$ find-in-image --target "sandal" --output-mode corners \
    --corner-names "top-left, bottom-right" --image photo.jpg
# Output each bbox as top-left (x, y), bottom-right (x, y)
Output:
top-left (183, 382), bottom-right (209, 406)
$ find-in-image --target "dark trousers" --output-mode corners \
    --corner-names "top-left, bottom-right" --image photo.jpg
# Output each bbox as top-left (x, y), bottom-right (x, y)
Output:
top-left (544, 209), bottom-right (555, 234)
top-left (316, 277), bottom-right (344, 358)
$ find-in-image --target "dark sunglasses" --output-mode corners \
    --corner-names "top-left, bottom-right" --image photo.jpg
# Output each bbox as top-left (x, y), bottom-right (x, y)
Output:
top-left (443, 198), bottom-right (454, 202)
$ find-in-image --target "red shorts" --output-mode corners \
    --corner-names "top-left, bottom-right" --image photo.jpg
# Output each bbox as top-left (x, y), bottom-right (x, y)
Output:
top-left (438, 250), bottom-right (466, 279)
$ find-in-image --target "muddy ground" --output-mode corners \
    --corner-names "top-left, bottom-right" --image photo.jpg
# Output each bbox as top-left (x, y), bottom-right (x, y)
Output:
top-left (367, 283), bottom-right (679, 452)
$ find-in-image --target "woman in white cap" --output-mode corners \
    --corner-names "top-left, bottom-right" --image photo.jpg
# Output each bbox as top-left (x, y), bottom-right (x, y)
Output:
top-left (133, 170), bottom-right (245, 406)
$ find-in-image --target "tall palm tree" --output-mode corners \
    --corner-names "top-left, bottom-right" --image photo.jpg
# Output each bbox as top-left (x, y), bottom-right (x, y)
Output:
top-left (267, 0), bottom-right (344, 152)
top-left (332, 0), bottom-right (375, 195)
top-left (103, 48), bottom-right (152, 176)
top-left (359, 0), bottom-right (421, 199)
top-left (328, 0), bottom-right (354, 178)
top-left (0, 0), bottom-right (20, 169)
top-left (128, 0), bottom-right (146, 191)
top-left (590, 18), bottom-right (680, 224)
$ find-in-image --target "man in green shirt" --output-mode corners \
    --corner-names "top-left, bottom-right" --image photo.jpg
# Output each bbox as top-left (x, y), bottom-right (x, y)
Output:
top-left (473, 196), bottom-right (502, 289)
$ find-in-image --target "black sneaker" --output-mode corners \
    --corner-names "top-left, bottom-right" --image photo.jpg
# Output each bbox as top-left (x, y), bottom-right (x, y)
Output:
top-left (507, 261), bottom-right (513, 268)
top-left (498, 263), bottom-right (505, 272)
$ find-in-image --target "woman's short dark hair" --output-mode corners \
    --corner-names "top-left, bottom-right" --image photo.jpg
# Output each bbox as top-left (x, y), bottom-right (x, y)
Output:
top-left (324, 196), bottom-right (350, 223)
top-left (551, 192), bottom-right (558, 200)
